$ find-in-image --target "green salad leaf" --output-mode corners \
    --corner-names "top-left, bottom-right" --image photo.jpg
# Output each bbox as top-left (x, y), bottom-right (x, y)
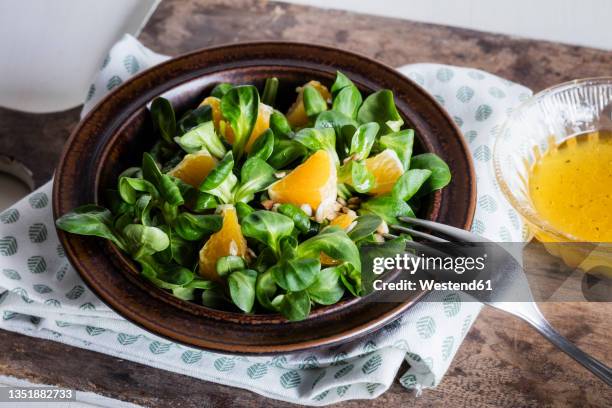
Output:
top-left (268, 139), bottom-right (307, 169)
top-left (123, 224), bottom-right (170, 259)
top-left (270, 111), bottom-right (293, 139)
top-left (216, 255), bottom-right (246, 278)
top-left (331, 71), bottom-right (354, 95)
top-left (56, 205), bottom-right (127, 251)
top-left (360, 236), bottom-right (408, 295)
top-left (150, 97), bottom-right (176, 144)
top-left (279, 290), bottom-right (311, 321)
top-left (104, 189), bottom-right (130, 216)
top-left (262, 77), bottom-right (279, 106)
top-left (247, 128), bottom-right (274, 161)
top-left (235, 201), bottom-right (255, 221)
top-left (241, 211), bottom-right (294, 256)
top-left (271, 257), bottom-right (320, 292)
top-left (221, 85), bottom-right (259, 158)
top-left (177, 104), bottom-right (213, 134)
top-left (307, 265), bottom-right (345, 305)
top-left (357, 90), bottom-right (404, 134)
top-left (142, 153), bottom-right (184, 207)
top-left (168, 233), bottom-right (197, 267)
top-left (297, 226), bottom-right (361, 272)
top-left (338, 262), bottom-right (362, 296)
top-left (174, 121), bottom-right (226, 158)
top-left (347, 214), bottom-right (382, 242)
top-left (360, 194), bottom-right (416, 225)
top-left (392, 169), bottom-right (432, 201)
top-left (410, 153), bottom-right (452, 193)
top-left (234, 157), bottom-right (276, 203)
top-left (174, 213), bottom-right (222, 241)
top-left (348, 122), bottom-right (379, 161)
top-left (294, 127), bottom-right (339, 164)
top-left (199, 152), bottom-right (238, 203)
top-left (256, 270), bottom-right (278, 310)
top-left (338, 160), bottom-right (375, 193)
top-left (333, 85), bottom-right (362, 119)
top-left (134, 194), bottom-right (154, 226)
top-left (379, 129), bottom-right (414, 170)
top-left (140, 259), bottom-right (194, 290)
top-left (119, 177), bottom-right (158, 204)
top-left (211, 83), bottom-right (234, 98)
top-left (314, 110), bottom-right (358, 159)
top-left (277, 204), bottom-right (311, 233)
top-left (253, 247), bottom-right (277, 273)
top-left (303, 85), bottom-right (328, 117)
top-left (228, 269), bottom-right (258, 313)
top-left (183, 188), bottom-right (218, 212)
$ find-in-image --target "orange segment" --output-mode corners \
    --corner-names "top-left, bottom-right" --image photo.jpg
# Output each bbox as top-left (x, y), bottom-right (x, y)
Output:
top-left (330, 212), bottom-right (357, 230)
top-left (268, 150), bottom-right (337, 219)
top-left (245, 103), bottom-right (273, 153)
top-left (320, 253), bottom-right (339, 266)
top-left (365, 149), bottom-right (404, 195)
top-left (199, 96), bottom-right (223, 130)
top-left (198, 205), bottom-right (248, 282)
top-left (322, 213), bottom-right (358, 265)
top-left (286, 81), bottom-right (331, 128)
top-left (168, 151), bottom-right (217, 188)
top-left (200, 96), bottom-right (234, 143)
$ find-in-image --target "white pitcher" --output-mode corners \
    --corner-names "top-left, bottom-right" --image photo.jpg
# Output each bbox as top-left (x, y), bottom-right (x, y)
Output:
top-left (0, 0), bottom-right (160, 113)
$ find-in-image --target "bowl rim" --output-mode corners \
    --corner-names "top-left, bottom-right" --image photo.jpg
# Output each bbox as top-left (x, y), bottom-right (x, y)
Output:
top-left (493, 76), bottom-right (612, 242)
top-left (53, 40), bottom-right (476, 353)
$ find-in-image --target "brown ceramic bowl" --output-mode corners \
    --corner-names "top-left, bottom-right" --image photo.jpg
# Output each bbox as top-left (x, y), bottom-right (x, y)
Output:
top-left (53, 42), bottom-right (475, 354)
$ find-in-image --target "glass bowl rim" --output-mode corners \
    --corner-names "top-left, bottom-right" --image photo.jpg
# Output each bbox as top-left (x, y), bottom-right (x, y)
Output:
top-left (493, 76), bottom-right (612, 242)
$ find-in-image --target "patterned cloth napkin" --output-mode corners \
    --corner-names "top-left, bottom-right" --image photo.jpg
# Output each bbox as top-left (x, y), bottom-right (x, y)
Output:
top-left (0, 35), bottom-right (530, 405)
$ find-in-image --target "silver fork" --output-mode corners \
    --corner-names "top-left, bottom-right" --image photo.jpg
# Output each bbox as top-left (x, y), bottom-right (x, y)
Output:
top-left (387, 216), bottom-right (612, 386)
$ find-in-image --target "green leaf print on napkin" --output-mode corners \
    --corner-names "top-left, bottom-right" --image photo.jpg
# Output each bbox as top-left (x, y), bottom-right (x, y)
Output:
top-left (280, 370), bottom-right (301, 389)
top-left (214, 357), bottom-right (235, 372)
top-left (28, 223), bottom-right (48, 243)
top-left (361, 354), bottom-right (382, 374)
top-left (28, 192), bottom-right (48, 209)
top-left (416, 316), bottom-right (436, 339)
top-left (0, 236), bottom-right (17, 256)
top-left (0, 209), bottom-right (20, 224)
top-left (2, 269), bottom-right (20, 280)
top-left (247, 363), bottom-right (268, 379)
top-left (27, 256), bottom-right (46, 274)
top-left (181, 350), bottom-right (203, 364)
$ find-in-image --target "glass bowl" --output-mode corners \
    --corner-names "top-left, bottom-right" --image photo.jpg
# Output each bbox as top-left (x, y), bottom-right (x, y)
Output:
top-left (493, 77), bottom-right (612, 273)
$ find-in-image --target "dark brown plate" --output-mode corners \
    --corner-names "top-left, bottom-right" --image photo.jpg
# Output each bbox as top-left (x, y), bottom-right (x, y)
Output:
top-left (53, 42), bottom-right (475, 354)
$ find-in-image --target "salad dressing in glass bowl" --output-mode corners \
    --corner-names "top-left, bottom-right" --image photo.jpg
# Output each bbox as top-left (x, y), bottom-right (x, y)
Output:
top-left (528, 130), bottom-right (612, 242)
top-left (494, 77), bottom-right (612, 276)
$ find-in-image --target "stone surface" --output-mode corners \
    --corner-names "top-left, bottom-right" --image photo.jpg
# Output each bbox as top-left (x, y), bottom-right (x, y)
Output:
top-left (0, 0), bottom-right (610, 406)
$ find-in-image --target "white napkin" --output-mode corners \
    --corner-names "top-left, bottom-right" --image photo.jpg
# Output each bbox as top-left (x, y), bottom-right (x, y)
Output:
top-left (0, 34), bottom-right (530, 405)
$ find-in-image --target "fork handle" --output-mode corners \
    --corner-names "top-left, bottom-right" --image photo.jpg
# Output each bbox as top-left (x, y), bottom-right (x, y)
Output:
top-left (523, 315), bottom-right (612, 386)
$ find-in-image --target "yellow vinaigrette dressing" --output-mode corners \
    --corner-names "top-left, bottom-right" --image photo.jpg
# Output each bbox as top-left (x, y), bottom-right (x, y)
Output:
top-left (528, 130), bottom-right (612, 242)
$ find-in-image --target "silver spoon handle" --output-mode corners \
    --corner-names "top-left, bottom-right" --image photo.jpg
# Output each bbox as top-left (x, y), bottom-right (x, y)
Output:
top-left (524, 315), bottom-right (612, 386)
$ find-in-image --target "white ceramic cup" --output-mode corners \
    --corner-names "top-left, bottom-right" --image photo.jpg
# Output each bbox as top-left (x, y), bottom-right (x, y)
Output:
top-left (0, 0), bottom-right (160, 113)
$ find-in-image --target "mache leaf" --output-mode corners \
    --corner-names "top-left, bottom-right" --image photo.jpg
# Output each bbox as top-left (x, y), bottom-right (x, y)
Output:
top-left (241, 211), bottom-right (294, 256)
top-left (221, 85), bottom-right (259, 158)
top-left (55, 205), bottom-right (126, 251)
top-left (297, 226), bottom-right (361, 272)
top-left (379, 129), bottom-right (414, 170)
top-left (410, 153), bottom-right (451, 193)
top-left (359, 194), bottom-right (415, 225)
top-left (357, 90), bottom-right (404, 134)
top-left (174, 121), bottom-right (226, 159)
